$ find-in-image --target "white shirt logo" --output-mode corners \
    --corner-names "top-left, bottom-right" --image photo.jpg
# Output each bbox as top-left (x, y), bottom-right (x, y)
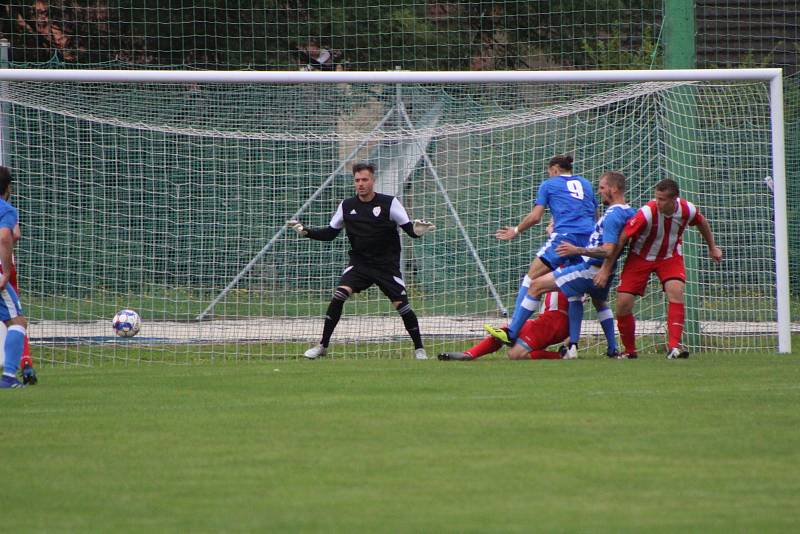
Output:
top-left (350, 209), bottom-right (357, 214)
top-left (372, 206), bottom-right (381, 217)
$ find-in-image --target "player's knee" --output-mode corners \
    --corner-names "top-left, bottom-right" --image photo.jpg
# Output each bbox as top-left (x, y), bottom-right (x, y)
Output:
top-left (507, 345), bottom-right (528, 360)
top-left (530, 258), bottom-right (550, 278)
top-left (616, 293), bottom-right (635, 315)
top-left (7, 316), bottom-right (26, 330)
top-left (394, 296), bottom-right (412, 315)
top-left (529, 280), bottom-right (548, 297)
top-left (332, 286), bottom-right (351, 302)
top-left (664, 282), bottom-right (685, 303)
top-left (616, 302), bottom-right (634, 316)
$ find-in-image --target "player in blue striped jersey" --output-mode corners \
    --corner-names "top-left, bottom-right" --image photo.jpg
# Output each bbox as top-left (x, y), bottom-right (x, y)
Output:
top-left (486, 154), bottom-right (597, 345)
top-left (550, 171), bottom-right (636, 358)
top-left (0, 167), bottom-right (28, 388)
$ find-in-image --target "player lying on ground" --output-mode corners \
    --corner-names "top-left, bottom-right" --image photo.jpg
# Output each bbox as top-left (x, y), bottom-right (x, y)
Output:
top-left (0, 166), bottom-right (30, 389)
top-left (438, 290), bottom-right (569, 361)
top-left (594, 178), bottom-right (722, 359)
top-left (489, 154), bottom-right (596, 345)
top-left (487, 171), bottom-right (634, 359)
top-left (0, 222), bottom-right (37, 384)
top-left (288, 162), bottom-right (435, 360)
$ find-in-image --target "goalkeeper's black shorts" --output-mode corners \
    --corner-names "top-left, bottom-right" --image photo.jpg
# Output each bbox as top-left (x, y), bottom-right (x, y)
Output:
top-left (337, 263), bottom-right (407, 301)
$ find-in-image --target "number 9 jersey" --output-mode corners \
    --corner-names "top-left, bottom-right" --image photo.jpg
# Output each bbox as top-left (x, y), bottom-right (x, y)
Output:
top-left (534, 174), bottom-right (597, 235)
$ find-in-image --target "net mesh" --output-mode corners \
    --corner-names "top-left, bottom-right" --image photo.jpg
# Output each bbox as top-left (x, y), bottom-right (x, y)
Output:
top-left (0, 78), bottom-right (782, 363)
top-left (3, 2), bottom-right (799, 326)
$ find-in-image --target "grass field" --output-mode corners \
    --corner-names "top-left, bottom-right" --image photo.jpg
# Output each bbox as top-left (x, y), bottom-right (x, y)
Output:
top-left (3, 350), bottom-right (800, 531)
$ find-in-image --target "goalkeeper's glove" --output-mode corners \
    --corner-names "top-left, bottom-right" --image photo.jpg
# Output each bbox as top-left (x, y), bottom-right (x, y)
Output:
top-left (413, 219), bottom-right (436, 236)
top-left (287, 220), bottom-right (308, 236)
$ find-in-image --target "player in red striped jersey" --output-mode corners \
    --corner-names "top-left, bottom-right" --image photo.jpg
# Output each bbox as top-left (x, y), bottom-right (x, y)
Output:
top-left (438, 290), bottom-right (569, 361)
top-left (594, 178), bottom-right (722, 359)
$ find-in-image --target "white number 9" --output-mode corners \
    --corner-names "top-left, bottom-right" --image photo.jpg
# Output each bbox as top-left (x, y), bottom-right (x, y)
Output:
top-left (567, 179), bottom-right (584, 200)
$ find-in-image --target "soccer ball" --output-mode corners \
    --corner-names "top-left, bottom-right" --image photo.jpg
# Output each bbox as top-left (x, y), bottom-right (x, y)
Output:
top-left (112, 309), bottom-right (141, 337)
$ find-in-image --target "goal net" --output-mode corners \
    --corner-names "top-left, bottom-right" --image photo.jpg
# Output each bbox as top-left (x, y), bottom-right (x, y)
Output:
top-left (0, 70), bottom-right (789, 364)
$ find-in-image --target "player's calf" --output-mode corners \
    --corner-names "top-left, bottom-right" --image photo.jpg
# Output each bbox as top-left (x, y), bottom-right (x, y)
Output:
top-left (312, 286), bottom-right (351, 357)
top-left (395, 297), bottom-right (425, 354)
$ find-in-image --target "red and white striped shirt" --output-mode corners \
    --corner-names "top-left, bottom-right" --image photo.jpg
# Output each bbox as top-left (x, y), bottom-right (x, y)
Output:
top-left (624, 197), bottom-right (705, 261)
top-left (541, 290), bottom-right (569, 315)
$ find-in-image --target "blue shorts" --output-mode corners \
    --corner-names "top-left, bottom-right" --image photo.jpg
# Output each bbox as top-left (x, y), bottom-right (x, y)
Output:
top-left (554, 261), bottom-right (614, 301)
top-left (0, 284), bottom-right (23, 321)
top-left (536, 232), bottom-right (591, 270)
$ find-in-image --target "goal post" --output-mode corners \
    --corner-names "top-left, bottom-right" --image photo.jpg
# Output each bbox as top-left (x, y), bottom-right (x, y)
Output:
top-left (0, 68), bottom-right (790, 361)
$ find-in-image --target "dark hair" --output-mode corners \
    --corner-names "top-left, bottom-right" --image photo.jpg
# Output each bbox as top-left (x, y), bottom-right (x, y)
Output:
top-left (352, 162), bottom-right (376, 176)
top-left (0, 166), bottom-right (11, 196)
top-left (548, 154), bottom-right (573, 171)
top-left (601, 171), bottom-right (626, 192)
top-left (655, 178), bottom-right (679, 197)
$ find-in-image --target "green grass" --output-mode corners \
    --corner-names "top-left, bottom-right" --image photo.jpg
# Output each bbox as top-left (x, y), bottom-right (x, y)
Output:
top-left (3, 352), bottom-right (800, 531)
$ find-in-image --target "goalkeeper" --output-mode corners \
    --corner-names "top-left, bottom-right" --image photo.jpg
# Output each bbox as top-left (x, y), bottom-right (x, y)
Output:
top-left (287, 162), bottom-right (435, 360)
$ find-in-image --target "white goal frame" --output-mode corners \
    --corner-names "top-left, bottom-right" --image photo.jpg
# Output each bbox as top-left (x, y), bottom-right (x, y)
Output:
top-left (0, 68), bottom-right (790, 353)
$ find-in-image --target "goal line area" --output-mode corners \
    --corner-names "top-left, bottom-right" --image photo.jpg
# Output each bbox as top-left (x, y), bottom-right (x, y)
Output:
top-left (30, 317), bottom-right (796, 347)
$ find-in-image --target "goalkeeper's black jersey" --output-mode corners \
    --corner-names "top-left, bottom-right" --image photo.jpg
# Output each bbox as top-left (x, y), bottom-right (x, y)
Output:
top-left (306, 193), bottom-right (417, 267)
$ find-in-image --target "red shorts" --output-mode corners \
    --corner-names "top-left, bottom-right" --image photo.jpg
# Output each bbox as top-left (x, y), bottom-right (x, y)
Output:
top-left (617, 253), bottom-right (686, 296)
top-left (517, 311), bottom-right (569, 351)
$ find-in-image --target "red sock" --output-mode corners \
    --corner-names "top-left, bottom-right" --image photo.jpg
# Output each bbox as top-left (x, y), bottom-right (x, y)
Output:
top-left (465, 335), bottom-right (504, 359)
top-left (617, 313), bottom-right (637, 354)
top-left (529, 349), bottom-right (561, 360)
top-left (19, 336), bottom-right (32, 368)
top-left (667, 302), bottom-right (685, 350)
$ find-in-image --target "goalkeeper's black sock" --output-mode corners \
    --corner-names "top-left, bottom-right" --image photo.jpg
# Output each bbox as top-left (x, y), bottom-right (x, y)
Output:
top-left (398, 303), bottom-right (424, 349)
top-left (320, 294), bottom-right (346, 347)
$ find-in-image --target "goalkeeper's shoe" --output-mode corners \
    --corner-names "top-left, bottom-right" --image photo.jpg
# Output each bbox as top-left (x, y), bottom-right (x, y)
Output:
top-left (0, 375), bottom-right (25, 389)
top-left (483, 324), bottom-right (513, 346)
top-left (303, 344), bottom-right (327, 360)
top-left (21, 361), bottom-right (38, 385)
top-left (414, 348), bottom-right (428, 360)
top-left (437, 352), bottom-right (473, 361)
top-left (666, 347), bottom-right (690, 360)
top-left (616, 351), bottom-right (638, 359)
